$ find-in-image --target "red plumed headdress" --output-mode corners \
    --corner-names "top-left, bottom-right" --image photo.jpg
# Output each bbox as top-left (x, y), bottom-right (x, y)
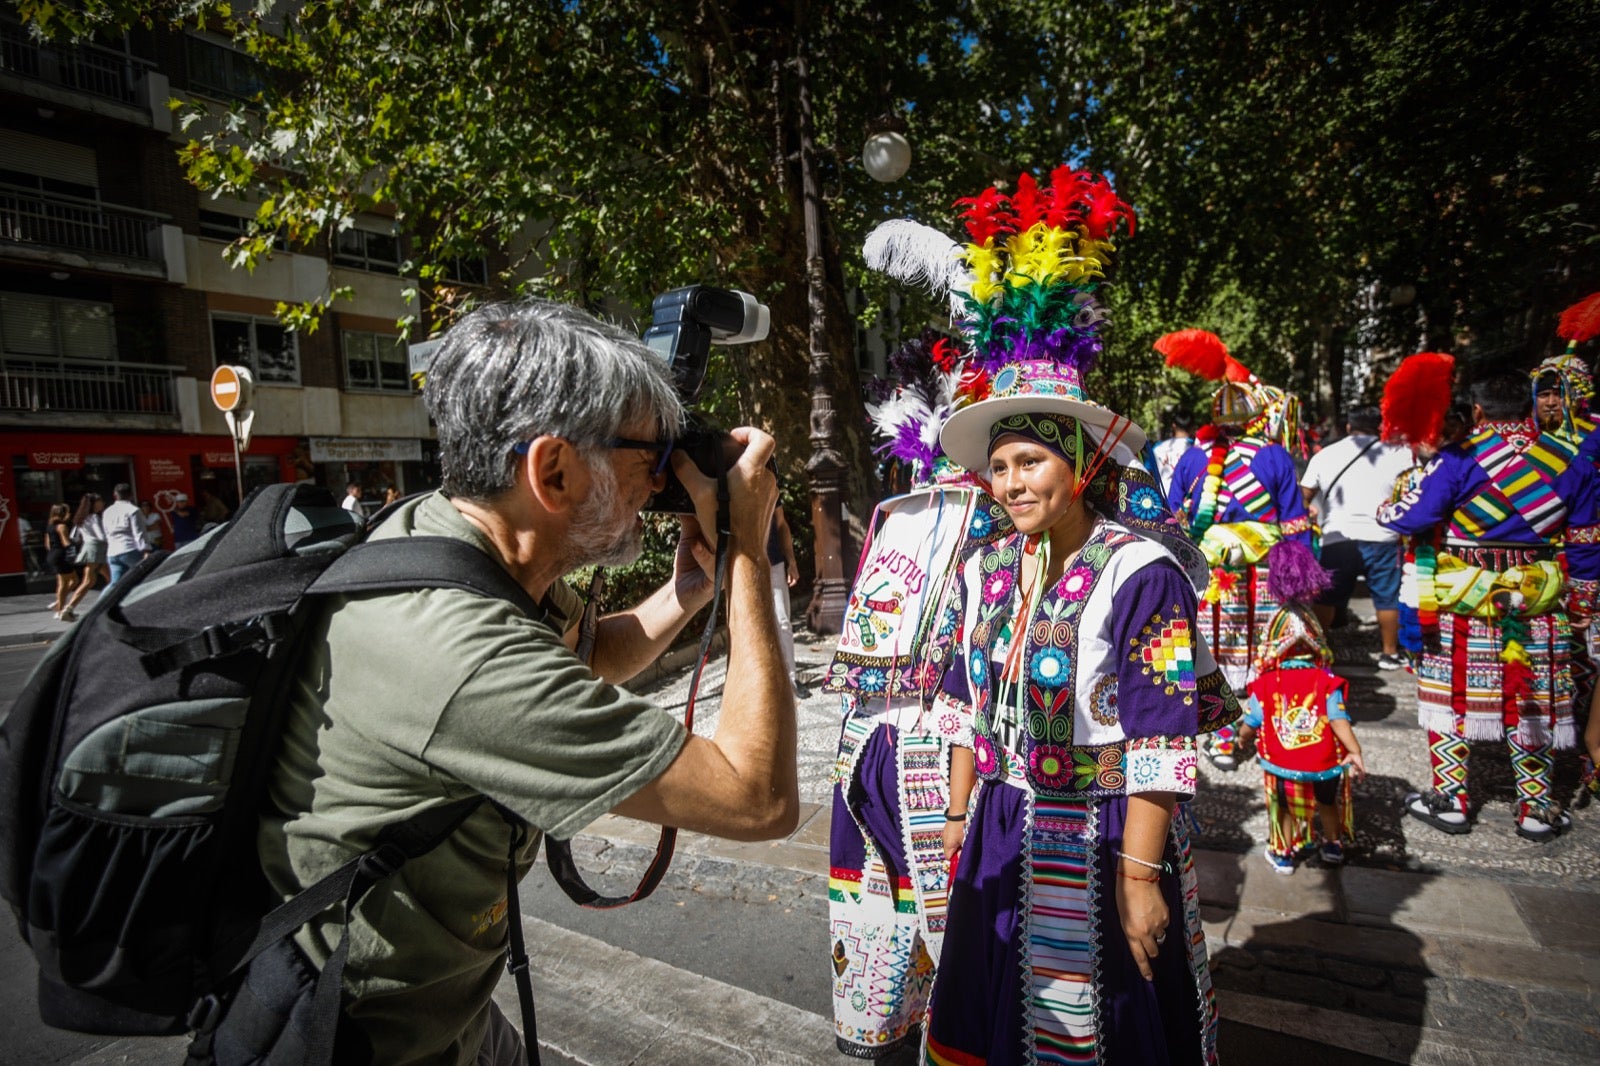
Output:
top-left (1557, 292), bottom-right (1600, 343)
top-left (1381, 352), bottom-right (1456, 447)
top-left (1155, 329), bottom-right (1229, 380)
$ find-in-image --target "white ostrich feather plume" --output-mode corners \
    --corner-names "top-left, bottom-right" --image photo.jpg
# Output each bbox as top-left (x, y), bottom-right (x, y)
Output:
top-left (862, 220), bottom-right (967, 302)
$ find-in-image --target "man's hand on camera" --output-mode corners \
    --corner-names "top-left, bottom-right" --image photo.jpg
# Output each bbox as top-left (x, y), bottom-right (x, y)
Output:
top-left (670, 426), bottom-right (778, 558)
top-left (672, 516), bottom-right (717, 607)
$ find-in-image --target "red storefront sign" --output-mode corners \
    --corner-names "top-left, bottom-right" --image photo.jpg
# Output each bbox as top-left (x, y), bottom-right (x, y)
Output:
top-left (1, 431), bottom-right (306, 583)
top-left (0, 459), bottom-right (20, 581)
top-left (28, 450), bottom-right (84, 469)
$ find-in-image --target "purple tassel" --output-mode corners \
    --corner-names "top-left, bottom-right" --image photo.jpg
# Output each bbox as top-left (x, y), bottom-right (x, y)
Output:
top-left (1266, 538), bottom-right (1332, 606)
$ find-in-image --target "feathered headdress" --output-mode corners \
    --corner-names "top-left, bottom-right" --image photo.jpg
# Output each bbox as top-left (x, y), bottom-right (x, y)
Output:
top-left (864, 330), bottom-right (966, 484)
top-left (864, 167), bottom-right (1134, 384)
top-left (1382, 352), bottom-right (1457, 448)
top-left (1557, 291), bottom-right (1600, 347)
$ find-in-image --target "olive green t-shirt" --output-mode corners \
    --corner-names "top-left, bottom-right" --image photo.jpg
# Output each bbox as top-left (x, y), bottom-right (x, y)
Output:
top-left (257, 492), bottom-right (687, 1064)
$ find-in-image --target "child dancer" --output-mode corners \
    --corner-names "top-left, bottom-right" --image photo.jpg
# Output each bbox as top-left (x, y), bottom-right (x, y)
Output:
top-left (1237, 604), bottom-right (1366, 872)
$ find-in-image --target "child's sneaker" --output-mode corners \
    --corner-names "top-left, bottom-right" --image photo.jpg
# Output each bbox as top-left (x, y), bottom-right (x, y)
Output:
top-left (1263, 846), bottom-right (1296, 874)
top-left (1319, 840), bottom-right (1345, 865)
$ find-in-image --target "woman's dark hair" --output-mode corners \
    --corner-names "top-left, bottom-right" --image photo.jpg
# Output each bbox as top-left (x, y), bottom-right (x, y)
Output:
top-left (1469, 372), bottom-right (1533, 420)
top-left (1167, 408), bottom-right (1195, 433)
top-left (71, 493), bottom-right (101, 527)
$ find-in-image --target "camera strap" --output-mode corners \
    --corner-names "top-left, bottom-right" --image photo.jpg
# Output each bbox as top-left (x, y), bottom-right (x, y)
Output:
top-left (543, 473), bottom-right (733, 910)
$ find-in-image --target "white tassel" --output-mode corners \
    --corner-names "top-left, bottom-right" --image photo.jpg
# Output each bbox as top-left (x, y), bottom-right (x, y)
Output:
top-left (862, 220), bottom-right (966, 298)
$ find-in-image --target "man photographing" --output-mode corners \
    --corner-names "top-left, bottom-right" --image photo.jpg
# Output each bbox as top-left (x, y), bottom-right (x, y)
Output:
top-left (253, 299), bottom-right (797, 1064)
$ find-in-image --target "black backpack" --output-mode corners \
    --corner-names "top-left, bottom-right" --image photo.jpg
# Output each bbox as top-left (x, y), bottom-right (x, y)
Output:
top-left (0, 482), bottom-right (546, 1062)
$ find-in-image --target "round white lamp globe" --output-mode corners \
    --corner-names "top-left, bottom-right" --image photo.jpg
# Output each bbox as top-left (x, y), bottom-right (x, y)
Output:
top-left (862, 131), bottom-right (912, 183)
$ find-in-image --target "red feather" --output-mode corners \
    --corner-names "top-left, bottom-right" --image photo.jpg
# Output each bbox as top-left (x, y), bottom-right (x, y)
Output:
top-left (1155, 329), bottom-right (1229, 379)
top-left (954, 187), bottom-right (1014, 244)
top-left (1011, 172), bottom-right (1045, 230)
top-left (1381, 352), bottom-right (1456, 446)
top-left (1557, 292), bottom-right (1600, 342)
top-left (1223, 356), bottom-right (1255, 383)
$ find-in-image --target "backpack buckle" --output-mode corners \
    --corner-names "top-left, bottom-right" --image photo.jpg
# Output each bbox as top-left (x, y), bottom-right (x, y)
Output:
top-left (186, 992), bottom-right (224, 1034)
top-left (357, 841), bottom-right (408, 883)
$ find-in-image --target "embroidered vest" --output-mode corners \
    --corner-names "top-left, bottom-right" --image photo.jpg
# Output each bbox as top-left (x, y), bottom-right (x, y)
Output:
top-left (1449, 425), bottom-right (1576, 541)
top-left (1246, 667), bottom-right (1348, 774)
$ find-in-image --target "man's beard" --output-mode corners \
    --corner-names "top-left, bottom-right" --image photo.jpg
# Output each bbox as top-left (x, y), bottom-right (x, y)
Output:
top-left (563, 455), bottom-right (643, 570)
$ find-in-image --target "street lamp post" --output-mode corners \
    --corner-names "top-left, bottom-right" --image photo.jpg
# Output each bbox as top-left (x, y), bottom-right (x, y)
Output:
top-left (794, 41), bottom-right (850, 635)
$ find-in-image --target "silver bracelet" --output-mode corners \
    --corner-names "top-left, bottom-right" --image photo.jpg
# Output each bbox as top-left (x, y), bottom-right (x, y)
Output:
top-left (1116, 850), bottom-right (1167, 873)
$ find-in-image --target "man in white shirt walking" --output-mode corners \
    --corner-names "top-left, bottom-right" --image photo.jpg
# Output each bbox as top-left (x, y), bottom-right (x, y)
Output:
top-left (1300, 406), bottom-right (1414, 668)
top-left (102, 483), bottom-right (148, 586)
top-left (341, 481), bottom-right (364, 516)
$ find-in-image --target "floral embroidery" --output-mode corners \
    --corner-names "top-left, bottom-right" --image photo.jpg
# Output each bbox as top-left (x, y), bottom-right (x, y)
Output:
top-left (1196, 670), bottom-right (1243, 732)
top-left (857, 667), bottom-right (888, 693)
top-left (1030, 646), bottom-right (1070, 686)
top-left (969, 507), bottom-right (996, 539)
top-left (1129, 613), bottom-right (1198, 695)
top-left (1128, 484), bottom-right (1166, 522)
top-left (1130, 756), bottom-right (1160, 786)
top-left (983, 568), bottom-right (1015, 604)
top-left (1059, 565), bottom-right (1095, 602)
top-left (969, 648), bottom-right (989, 687)
top-left (1030, 744), bottom-right (1072, 789)
top-left (1089, 673), bottom-right (1119, 727)
top-left (1175, 752), bottom-right (1199, 786)
top-left (1071, 745), bottom-right (1125, 792)
top-left (973, 734), bottom-right (998, 775)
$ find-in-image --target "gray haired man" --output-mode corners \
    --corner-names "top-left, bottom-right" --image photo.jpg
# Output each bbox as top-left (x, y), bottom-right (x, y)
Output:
top-left (253, 299), bottom-right (796, 1064)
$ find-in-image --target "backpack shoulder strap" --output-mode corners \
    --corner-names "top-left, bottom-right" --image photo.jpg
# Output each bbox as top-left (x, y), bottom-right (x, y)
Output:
top-left (309, 536), bottom-right (548, 624)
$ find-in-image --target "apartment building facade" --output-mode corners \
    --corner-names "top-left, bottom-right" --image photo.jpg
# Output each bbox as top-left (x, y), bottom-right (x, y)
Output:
top-left (0, 16), bottom-right (458, 593)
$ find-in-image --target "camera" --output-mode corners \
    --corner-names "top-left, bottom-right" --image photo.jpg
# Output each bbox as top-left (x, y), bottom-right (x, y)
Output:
top-left (641, 286), bottom-right (771, 515)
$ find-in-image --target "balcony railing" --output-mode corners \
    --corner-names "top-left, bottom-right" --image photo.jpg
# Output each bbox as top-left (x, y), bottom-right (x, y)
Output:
top-left (0, 357), bottom-right (179, 416)
top-left (0, 15), bottom-right (155, 106)
top-left (0, 183), bottom-right (168, 262)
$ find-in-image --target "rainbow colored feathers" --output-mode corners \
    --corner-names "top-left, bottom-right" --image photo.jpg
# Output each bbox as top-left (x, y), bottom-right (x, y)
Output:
top-left (954, 169), bottom-right (1135, 375)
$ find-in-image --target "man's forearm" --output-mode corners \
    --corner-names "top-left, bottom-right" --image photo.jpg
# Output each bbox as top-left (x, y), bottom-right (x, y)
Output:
top-left (586, 579), bottom-right (706, 684)
top-left (713, 549), bottom-right (797, 820)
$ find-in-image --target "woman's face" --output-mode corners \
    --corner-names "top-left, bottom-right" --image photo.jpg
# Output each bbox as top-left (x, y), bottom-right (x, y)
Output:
top-left (988, 434), bottom-right (1080, 537)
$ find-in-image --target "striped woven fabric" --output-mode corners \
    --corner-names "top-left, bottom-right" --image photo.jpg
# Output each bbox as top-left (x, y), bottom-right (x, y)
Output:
top-left (1219, 440), bottom-right (1278, 522)
top-left (1028, 798), bottom-right (1098, 1065)
top-left (1450, 428), bottom-right (1575, 539)
top-left (1415, 611), bottom-right (1576, 749)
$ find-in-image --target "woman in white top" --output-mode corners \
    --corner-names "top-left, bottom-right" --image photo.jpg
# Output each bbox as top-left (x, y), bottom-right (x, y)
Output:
top-left (61, 492), bottom-right (107, 617)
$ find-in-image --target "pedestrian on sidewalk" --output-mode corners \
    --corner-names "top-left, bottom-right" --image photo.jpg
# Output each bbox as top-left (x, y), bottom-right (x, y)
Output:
top-left (45, 503), bottom-right (77, 620)
top-left (140, 499), bottom-right (164, 551)
top-left (1299, 405), bottom-right (1414, 669)
top-left (1234, 604), bottom-right (1366, 873)
top-left (61, 493), bottom-right (105, 618)
top-left (1378, 371), bottom-right (1599, 841)
top-left (101, 483), bottom-right (148, 586)
top-left (168, 492), bottom-right (199, 547)
top-left (228, 298), bottom-right (798, 1065)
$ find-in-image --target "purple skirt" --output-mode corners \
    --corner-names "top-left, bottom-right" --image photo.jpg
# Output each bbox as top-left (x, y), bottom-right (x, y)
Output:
top-left (924, 780), bottom-right (1211, 1065)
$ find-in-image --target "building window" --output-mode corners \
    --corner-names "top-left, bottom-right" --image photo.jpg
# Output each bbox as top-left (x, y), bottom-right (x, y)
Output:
top-left (197, 210), bottom-right (286, 251)
top-left (342, 330), bottom-right (409, 392)
top-left (0, 292), bottom-right (116, 361)
top-left (333, 225), bottom-right (402, 275)
top-left (444, 255), bottom-right (489, 286)
top-left (185, 34), bottom-right (265, 100)
top-left (211, 313), bottom-right (298, 385)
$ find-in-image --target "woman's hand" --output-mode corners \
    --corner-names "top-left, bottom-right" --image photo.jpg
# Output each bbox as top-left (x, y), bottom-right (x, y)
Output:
top-left (1116, 869), bottom-right (1170, 981)
top-left (942, 818), bottom-right (965, 861)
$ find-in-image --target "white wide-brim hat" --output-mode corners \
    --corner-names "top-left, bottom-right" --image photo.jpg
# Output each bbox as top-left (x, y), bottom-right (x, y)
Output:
top-left (939, 359), bottom-right (1147, 472)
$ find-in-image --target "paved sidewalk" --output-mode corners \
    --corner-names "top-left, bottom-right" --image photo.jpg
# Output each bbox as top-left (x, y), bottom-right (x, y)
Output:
top-left (0, 590), bottom-right (90, 648)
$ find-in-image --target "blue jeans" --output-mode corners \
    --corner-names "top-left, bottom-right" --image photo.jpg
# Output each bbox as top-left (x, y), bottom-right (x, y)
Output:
top-left (108, 550), bottom-right (143, 585)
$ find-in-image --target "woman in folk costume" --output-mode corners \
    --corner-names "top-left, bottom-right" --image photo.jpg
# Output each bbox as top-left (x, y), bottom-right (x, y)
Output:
top-left (823, 328), bottom-right (1012, 1058)
top-left (1378, 369), bottom-right (1600, 841)
top-left (1377, 353), bottom-right (1462, 668)
top-left (869, 168), bottom-right (1236, 1066)
top-left (1159, 331), bottom-right (1327, 771)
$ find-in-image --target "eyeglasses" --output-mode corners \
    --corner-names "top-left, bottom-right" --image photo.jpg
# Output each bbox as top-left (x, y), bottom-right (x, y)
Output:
top-left (513, 436), bottom-right (676, 477)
